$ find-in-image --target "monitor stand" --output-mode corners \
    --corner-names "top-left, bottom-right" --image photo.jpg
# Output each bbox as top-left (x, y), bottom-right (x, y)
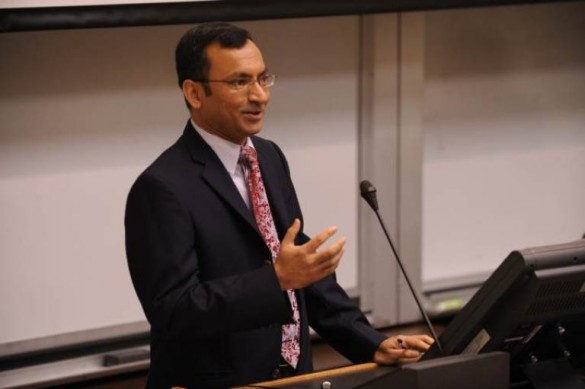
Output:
top-left (522, 358), bottom-right (585, 389)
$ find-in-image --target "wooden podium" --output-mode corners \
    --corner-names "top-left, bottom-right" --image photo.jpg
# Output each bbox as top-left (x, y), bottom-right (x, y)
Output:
top-left (238, 362), bottom-right (393, 388)
top-left (238, 352), bottom-right (510, 389)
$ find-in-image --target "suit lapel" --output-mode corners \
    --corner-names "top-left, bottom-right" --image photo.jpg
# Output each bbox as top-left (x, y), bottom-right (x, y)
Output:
top-left (181, 122), bottom-right (259, 234)
top-left (182, 122), bottom-right (291, 244)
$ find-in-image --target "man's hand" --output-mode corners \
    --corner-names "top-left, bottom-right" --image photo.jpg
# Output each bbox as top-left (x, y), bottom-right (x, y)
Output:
top-left (273, 219), bottom-right (346, 290)
top-left (373, 335), bottom-right (434, 365)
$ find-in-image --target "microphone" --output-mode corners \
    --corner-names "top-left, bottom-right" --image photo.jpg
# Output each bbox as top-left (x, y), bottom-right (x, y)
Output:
top-left (360, 180), bottom-right (443, 354)
top-left (360, 180), bottom-right (379, 211)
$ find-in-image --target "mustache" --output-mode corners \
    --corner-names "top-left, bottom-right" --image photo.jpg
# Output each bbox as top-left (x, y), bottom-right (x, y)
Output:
top-left (242, 104), bottom-right (265, 112)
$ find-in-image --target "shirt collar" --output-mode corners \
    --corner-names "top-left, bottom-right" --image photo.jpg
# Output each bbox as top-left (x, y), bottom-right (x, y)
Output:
top-left (191, 119), bottom-right (254, 175)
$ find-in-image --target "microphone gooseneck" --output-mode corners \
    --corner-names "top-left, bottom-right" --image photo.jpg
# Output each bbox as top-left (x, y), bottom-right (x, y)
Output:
top-left (359, 180), bottom-right (443, 355)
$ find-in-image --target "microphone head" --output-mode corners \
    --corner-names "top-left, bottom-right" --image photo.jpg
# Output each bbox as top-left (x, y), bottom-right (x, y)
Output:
top-left (360, 180), bottom-right (379, 211)
top-left (360, 180), bottom-right (375, 195)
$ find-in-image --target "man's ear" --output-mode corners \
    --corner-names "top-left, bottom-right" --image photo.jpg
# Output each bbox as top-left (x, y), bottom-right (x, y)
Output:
top-left (182, 80), bottom-right (203, 109)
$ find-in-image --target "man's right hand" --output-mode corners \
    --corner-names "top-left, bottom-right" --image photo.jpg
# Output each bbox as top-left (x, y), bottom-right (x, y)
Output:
top-left (273, 219), bottom-right (346, 290)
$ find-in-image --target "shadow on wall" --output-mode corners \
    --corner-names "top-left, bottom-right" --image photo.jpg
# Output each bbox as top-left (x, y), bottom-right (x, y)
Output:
top-left (423, 2), bottom-right (585, 160)
top-left (0, 17), bottom-right (360, 177)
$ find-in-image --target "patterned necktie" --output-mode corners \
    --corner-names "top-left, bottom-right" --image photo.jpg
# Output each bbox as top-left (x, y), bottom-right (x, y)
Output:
top-left (240, 145), bottom-right (301, 369)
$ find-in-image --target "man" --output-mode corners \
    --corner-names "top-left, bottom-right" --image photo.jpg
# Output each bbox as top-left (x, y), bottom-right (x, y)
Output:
top-left (125, 22), bottom-right (432, 389)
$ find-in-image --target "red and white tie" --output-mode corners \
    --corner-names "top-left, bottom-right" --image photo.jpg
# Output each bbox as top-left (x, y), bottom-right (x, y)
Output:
top-left (240, 145), bottom-right (301, 369)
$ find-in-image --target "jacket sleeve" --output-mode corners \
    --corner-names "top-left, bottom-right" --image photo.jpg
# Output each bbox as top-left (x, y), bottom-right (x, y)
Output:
top-left (124, 173), bottom-right (292, 341)
top-left (305, 276), bottom-right (387, 363)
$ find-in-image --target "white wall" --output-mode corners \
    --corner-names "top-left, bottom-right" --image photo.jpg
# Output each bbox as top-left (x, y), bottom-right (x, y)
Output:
top-left (0, 16), bottom-right (360, 345)
top-left (422, 2), bottom-right (585, 283)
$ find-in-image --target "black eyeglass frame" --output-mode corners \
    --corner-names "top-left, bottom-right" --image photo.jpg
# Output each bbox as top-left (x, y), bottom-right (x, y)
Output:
top-left (193, 73), bottom-right (277, 91)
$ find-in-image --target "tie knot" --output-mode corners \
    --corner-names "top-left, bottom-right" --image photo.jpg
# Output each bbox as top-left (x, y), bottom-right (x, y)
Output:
top-left (240, 145), bottom-right (257, 167)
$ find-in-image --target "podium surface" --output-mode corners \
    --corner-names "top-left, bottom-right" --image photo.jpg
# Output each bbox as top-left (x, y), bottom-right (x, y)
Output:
top-left (238, 363), bottom-right (394, 389)
top-left (238, 352), bottom-right (509, 389)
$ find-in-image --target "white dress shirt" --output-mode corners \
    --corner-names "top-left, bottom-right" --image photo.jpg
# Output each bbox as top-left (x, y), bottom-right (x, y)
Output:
top-left (191, 119), bottom-right (252, 208)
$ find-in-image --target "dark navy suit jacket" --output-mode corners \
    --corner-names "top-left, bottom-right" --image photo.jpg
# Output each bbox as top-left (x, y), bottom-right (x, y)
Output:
top-left (125, 121), bottom-right (385, 388)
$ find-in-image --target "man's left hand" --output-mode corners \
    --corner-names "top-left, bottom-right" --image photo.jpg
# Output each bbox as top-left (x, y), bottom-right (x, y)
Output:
top-left (373, 334), bottom-right (434, 365)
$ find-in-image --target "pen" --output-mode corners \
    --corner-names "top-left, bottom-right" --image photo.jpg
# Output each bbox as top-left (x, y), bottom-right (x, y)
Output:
top-left (397, 337), bottom-right (408, 350)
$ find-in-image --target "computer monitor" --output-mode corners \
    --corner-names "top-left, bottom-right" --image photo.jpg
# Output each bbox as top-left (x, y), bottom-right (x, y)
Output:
top-left (422, 239), bottom-right (585, 385)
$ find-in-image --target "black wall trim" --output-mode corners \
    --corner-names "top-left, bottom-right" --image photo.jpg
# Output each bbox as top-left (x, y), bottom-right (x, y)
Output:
top-left (0, 0), bottom-right (573, 33)
top-left (0, 331), bottom-right (149, 371)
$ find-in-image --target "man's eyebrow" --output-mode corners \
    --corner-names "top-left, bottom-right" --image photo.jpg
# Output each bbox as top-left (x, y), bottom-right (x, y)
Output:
top-left (229, 70), bottom-right (268, 78)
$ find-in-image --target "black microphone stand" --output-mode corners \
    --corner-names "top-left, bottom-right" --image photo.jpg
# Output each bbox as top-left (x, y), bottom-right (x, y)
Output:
top-left (361, 180), bottom-right (443, 355)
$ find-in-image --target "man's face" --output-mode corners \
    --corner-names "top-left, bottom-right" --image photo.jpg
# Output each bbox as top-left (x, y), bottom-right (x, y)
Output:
top-left (192, 40), bottom-right (270, 145)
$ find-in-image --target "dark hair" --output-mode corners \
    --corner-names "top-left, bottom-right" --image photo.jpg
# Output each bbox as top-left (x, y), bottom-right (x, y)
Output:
top-left (175, 22), bottom-right (252, 96)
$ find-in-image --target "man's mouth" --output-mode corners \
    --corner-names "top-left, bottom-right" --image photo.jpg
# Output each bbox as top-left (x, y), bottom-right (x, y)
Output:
top-left (242, 110), bottom-right (263, 120)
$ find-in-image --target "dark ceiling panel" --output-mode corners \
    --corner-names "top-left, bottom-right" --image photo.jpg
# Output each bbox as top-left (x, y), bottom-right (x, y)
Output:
top-left (0, 0), bottom-right (578, 32)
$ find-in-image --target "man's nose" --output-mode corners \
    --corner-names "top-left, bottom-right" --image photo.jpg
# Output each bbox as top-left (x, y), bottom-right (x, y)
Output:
top-left (248, 81), bottom-right (270, 103)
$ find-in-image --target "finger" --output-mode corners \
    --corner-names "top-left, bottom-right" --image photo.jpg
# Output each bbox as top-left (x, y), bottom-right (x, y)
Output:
top-left (398, 356), bottom-right (421, 364)
top-left (421, 335), bottom-right (435, 345)
top-left (330, 248), bottom-right (344, 270)
top-left (400, 349), bottom-right (421, 359)
top-left (403, 335), bottom-right (435, 350)
top-left (407, 337), bottom-right (433, 352)
top-left (306, 249), bottom-right (343, 285)
top-left (303, 226), bottom-right (338, 253)
top-left (281, 219), bottom-right (301, 246)
top-left (376, 348), bottom-right (420, 364)
top-left (312, 237), bottom-right (346, 265)
top-left (316, 247), bottom-right (344, 274)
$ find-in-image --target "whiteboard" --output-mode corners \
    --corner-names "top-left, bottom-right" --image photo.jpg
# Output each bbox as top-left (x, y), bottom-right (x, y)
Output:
top-left (421, 3), bottom-right (585, 284)
top-left (0, 16), bottom-right (360, 345)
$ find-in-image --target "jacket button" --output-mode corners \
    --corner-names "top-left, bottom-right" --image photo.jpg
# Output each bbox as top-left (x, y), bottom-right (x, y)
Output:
top-left (272, 368), bottom-right (281, 379)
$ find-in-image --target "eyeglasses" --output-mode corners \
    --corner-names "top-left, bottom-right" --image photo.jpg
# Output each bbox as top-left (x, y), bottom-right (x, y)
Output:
top-left (196, 73), bottom-right (277, 91)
